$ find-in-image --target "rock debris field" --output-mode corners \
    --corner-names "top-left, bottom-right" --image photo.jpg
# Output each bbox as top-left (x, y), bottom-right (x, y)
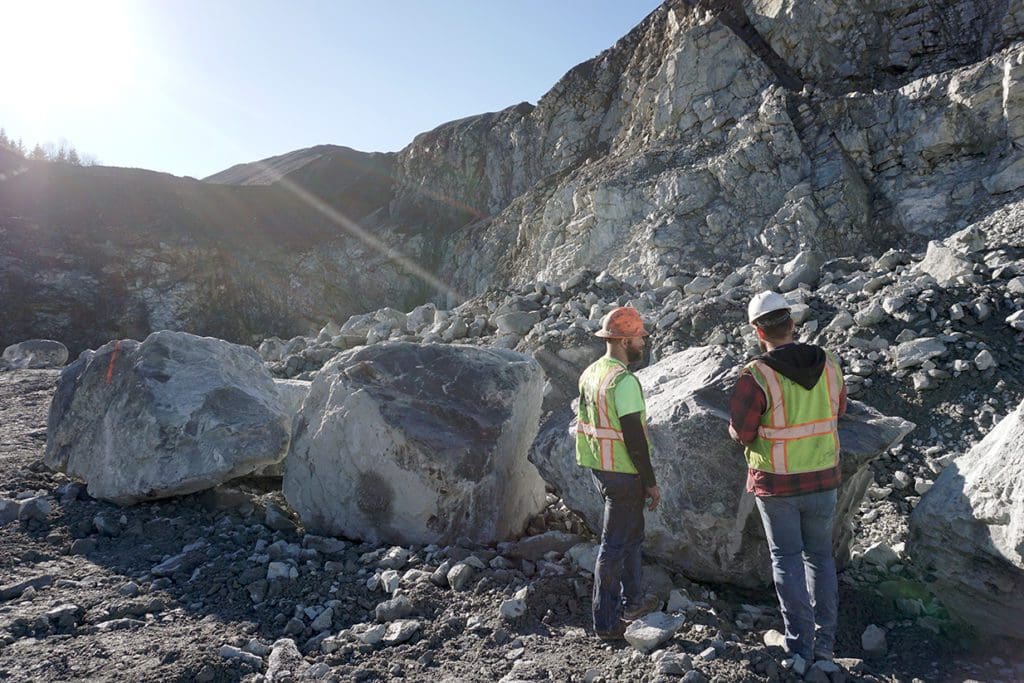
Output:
top-left (2, 222), bottom-right (1024, 682)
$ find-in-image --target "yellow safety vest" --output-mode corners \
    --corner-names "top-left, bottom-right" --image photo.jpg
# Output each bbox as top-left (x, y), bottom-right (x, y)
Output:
top-left (743, 352), bottom-right (843, 474)
top-left (575, 357), bottom-right (646, 473)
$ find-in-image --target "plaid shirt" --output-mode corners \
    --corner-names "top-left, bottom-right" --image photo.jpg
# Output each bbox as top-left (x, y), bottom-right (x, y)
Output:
top-left (729, 369), bottom-right (847, 497)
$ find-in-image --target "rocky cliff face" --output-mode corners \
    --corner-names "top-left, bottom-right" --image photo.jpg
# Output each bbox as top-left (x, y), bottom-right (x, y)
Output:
top-left (3, 0), bottom-right (1024, 349)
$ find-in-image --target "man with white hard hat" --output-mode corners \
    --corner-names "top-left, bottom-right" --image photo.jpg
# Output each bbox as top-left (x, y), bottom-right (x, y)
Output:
top-left (728, 291), bottom-right (847, 664)
top-left (575, 306), bottom-right (661, 641)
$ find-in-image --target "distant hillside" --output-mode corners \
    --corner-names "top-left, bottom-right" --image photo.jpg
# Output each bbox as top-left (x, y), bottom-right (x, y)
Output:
top-left (204, 145), bottom-right (396, 221)
top-left (0, 157), bottom-right (411, 354)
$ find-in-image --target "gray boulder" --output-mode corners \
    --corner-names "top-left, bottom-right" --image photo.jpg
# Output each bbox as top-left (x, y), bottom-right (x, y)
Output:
top-left (44, 331), bottom-right (291, 504)
top-left (283, 342), bottom-right (547, 545)
top-left (531, 346), bottom-right (913, 587)
top-left (3, 339), bottom-right (69, 369)
top-left (914, 241), bottom-right (974, 287)
top-left (908, 398), bottom-right (1024, 640)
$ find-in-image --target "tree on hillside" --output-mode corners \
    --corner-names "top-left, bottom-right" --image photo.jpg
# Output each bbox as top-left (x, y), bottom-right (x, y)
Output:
top-left (29, 143), bottom-right (46, 160)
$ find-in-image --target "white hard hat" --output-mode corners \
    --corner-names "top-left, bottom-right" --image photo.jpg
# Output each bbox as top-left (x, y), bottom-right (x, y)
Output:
top-left (748, 291), bottom-right (790, 325)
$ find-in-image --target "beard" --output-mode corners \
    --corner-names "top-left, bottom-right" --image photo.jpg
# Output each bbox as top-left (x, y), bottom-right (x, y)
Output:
top-left (626, 345), bottom-right (643, 363)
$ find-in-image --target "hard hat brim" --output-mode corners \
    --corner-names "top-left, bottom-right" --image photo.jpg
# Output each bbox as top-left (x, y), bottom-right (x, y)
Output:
top-left (594, 329), bottom-right (650, 338)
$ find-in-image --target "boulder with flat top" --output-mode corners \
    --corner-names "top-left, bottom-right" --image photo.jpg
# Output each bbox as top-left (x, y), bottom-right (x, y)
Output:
top-left (531, 345), bottom-right (914, 588)
top-left (44, 331), bottom-right (291, 504)
top-left (283, 342), bottom-right (547, 545)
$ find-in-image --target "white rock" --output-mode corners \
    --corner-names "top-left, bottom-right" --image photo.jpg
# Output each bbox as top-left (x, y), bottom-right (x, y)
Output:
top-left (499, 586), bottom-right (529, 620)
top-left (974, 349), bottom-right (997, 370)
top-left (624, 612), bottom-right (685, 653)
top-left (915, 241), bottom-right (973, 287)
top-left (861, 542), bottom-right (900, 568)
top-left (1007, 310), bottom-right (1024, 331)
top-left (893, 337), bottom-right (946, 369)
top-left (567, 542), bottom-right (599, 573)
top-left (355, 623), bottom-right (386, 646)
top-left (381, 619), bottom-right (420, 646)
top-left (380, 570), bottom-right (400, 594)
top-left (666, 588), bottom-right (694, 613)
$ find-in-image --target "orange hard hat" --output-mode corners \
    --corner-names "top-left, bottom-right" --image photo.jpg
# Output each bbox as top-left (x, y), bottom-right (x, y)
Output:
top-left (595, 307), bottom-right (649, 339)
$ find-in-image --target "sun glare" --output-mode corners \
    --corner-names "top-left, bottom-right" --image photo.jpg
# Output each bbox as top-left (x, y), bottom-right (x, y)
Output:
top-left (1, 0), bottom-right (140, 115)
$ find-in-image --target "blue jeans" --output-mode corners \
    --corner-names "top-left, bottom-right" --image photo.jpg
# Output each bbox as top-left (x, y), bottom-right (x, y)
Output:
top-left (755, 488), bottom-right (838, 660)
top-left (591, 470), bottom-right (645, 632)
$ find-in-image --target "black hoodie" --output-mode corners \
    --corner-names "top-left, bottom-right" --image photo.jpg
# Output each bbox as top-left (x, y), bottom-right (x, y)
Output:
top-left (756, 342), bottom-right (827, 390)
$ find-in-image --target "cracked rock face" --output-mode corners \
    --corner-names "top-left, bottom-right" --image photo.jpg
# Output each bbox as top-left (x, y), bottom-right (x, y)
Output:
top-left (282, 342), bottom-right (547, 546)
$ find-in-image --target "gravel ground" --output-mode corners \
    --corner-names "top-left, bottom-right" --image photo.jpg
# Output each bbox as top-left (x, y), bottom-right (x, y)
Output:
top-left (1, 369), bottom-right (1023, 683)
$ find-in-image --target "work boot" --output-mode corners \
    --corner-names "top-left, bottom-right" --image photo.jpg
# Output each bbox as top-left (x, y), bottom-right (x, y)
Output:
top-left (623, 593), bottom-right (661, 621)
top-left (595, 620), bottom-right (627, 642)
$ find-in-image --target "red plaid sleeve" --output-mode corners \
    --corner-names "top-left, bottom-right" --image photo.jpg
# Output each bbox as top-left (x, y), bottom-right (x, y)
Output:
top-left (729, 372), bottom-right (766, 444)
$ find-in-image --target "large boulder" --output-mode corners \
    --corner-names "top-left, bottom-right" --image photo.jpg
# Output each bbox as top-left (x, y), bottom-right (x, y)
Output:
top-left (908, 398), bottom-right (1024, 640)
top-left (44, 331), bottom-right (291, 504)
top-left (283, 342), bottom-right (547, 545)
top-left (3, 339), bottom-right (69, 369)
top-left (531, 346), bottom-right (914, 588)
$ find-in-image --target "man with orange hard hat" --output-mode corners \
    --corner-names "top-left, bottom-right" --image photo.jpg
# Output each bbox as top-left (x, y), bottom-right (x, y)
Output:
top-left (575, 306), bottom-right (661, 641)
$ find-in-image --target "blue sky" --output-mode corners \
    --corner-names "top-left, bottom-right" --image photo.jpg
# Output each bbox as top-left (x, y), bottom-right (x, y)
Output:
top-left (0, 1), bottom-right (662, 178)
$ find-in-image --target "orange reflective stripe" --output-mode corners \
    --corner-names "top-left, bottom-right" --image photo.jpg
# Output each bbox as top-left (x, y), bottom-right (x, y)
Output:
top-left (753, 361), bottom-right (786, 426)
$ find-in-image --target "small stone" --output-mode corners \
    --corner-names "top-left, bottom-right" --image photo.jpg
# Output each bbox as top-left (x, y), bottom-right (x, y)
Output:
top-left (381, 619), bottom-right (420, 646)
top-left (17, 496), bottom-right (51, 523)
top-left (623, 612), bottom-right (685, 653)
top-left (446, 563), bottom-right (474, 591)
top-left (380, 569), bottom-right (400, 593)
top-left (861, 624), bottom-right (887, 656)
top-left (311, 607), bottom-right (334, 632)
top-left (499, 586), bottom-right (529, 620)
top-left (974, 350), bottom-right (997, 370)
top-left (379, 546), bottom-right (410, 569)
top-left (375, 594), bottom-right (415, 622)
top-left (264, 503), bottom-right (297, 532)
top-left (266, 561), bottom-right (296, 581)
